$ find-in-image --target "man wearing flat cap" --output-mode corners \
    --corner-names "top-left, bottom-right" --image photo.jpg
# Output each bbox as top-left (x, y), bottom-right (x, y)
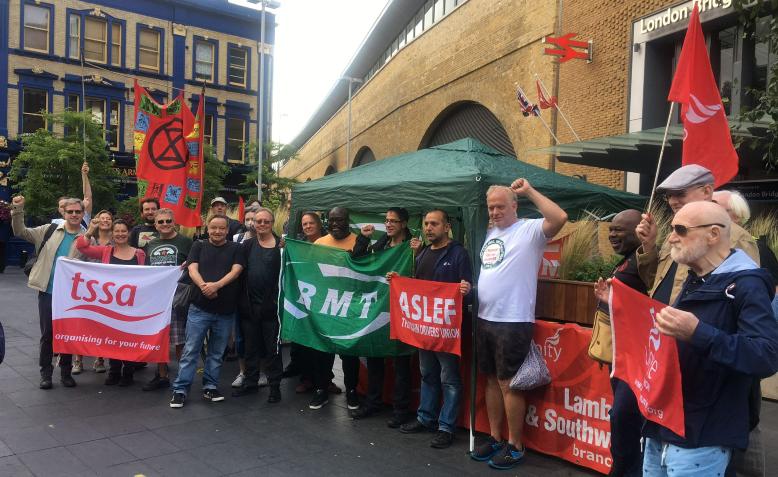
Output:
top-left (198, 197), bottom-right (243, 241)
top-left (636, 164), bottom-right (759, 305)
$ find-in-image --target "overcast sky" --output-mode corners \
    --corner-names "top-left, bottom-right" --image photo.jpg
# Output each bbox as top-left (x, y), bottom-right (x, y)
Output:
top-left (231, 0), bottom-right (388, 145)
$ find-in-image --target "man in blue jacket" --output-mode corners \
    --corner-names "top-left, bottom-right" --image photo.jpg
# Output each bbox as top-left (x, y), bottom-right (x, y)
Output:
top-left (643, 201), bottom-right (778, 476)
top-left (395, 209), bottom-right (472, 449)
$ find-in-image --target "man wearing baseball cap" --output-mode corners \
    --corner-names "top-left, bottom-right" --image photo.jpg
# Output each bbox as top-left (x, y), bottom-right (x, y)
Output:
top-left (200, 197), bottom-right (242, 241)
top-left (636, 163), bottom-right (759, 305)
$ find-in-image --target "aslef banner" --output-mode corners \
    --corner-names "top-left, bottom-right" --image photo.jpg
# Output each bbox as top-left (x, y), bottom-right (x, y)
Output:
top-left (389, 276), bottom-right (463, 356)
top-left (610, 278), bottom-right (686, 437)
top-left (51, 258), bottom-right (180, 363)
top-left (280, 239), bottom-right (414, 357)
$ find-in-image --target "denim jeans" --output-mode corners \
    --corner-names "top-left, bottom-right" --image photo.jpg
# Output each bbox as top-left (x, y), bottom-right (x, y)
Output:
top-left (643, 438), bottom-right (731, 477)
top-left (172, 304), bottom-right (234, 397)
top-left (417, 349), bottom-right (462, 433)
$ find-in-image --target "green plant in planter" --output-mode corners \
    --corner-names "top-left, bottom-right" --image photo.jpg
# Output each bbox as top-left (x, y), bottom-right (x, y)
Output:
top-left (570, 254), bottom-right (624, 282)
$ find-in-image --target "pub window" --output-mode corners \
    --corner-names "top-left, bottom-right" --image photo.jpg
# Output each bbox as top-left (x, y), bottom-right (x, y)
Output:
top-left (194, 40), bottom-right (215, 82)
top-left (111, 23), bottom-right (122, 66)
top-left (204, 114), bottom-right (214, 145)
top-left (84, 17), bottom-right (108, 63)
top-left (108, 100), bottom-right (121, 149)
top-left (226, 118), bottom-right (245, 163)
top-left (23, 4), bottom-right (50, 53)
top-left (138, 27), bottom-right (161, 72)
top-left (22, 88), bottom-right (47, 133)
top-left (67, 94), bottom-right (79, 111)
top-left (228, 46), bottom-right (248, 87)
top-left (85, 97), bottom-right (105, 128)
top-left (68, 15), bottom-right (80, 59)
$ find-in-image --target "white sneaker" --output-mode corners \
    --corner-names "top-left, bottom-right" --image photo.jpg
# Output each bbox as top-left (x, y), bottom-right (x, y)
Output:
top-left (93, 358), bottom-right (106, 373)
top-left (231, 373), bottom-right (245, 388)
top-left (72, 359), bottom-right (83, 375)
top-left (258, 373), bottom-right (268, 387)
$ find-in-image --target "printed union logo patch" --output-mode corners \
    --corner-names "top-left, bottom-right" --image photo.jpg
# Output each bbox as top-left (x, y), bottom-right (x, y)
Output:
top-left (480, 238), bottom-right (505, 269)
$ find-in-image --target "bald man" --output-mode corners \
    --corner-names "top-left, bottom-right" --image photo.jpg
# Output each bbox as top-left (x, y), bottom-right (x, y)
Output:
top-left (641, 201), bottom-right (778, 475)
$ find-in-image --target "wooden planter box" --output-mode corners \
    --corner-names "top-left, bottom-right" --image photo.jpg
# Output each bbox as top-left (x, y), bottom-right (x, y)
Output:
top-left (535, 278), bottom-right (597, 326)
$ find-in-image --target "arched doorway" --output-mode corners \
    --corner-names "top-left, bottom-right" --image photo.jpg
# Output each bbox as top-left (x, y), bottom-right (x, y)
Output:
top-left (352, 146), bottom-right (376, 168)
top-left (324, 165), bottom-right (336, 176)
top-left (420, 101), bottom-right (516, 157)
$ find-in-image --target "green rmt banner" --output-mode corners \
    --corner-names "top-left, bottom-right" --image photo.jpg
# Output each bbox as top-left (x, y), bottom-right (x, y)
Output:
top-left (280, 239), bottom-right (414, 357)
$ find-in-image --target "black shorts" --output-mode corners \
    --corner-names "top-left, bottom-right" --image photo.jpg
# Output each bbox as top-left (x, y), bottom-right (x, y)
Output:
top-left (476, 319), bottom-right (534, 381)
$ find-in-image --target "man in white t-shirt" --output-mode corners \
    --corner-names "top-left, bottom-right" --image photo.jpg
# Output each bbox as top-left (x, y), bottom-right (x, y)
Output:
top-left (470, 179), bottom-right (567, 470)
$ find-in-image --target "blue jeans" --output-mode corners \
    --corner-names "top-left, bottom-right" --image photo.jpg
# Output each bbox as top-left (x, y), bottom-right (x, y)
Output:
top-left (643, 437), bottom-right (731, 477)
top-left (417, 349), bottom-right (462, 433)
top-left (172, 304), bottom-right (234, 397)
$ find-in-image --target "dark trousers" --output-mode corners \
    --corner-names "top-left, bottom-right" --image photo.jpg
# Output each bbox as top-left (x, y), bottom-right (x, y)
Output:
top-left (38, 292), bottom-right (72, 377)
top-left (289, 343), bottom-right (316, 382)
top-left (609, 377), bottom-right (643, 477)
top-left (241, 303), bottom-right (283, 387)
top-left (312, 350), bottom-right (359, 393)
top-left (108, 360), bottom-right (136, 377)
top-left (364, 355), bottom-right (412, 415)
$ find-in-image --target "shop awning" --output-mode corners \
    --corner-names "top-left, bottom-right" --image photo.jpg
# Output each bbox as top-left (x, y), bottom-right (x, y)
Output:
top-left (527, 120), bottom-right (771, 174)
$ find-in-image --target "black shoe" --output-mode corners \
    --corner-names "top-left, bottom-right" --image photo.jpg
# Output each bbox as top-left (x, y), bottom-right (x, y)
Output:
top-left (309, 389), bottom-right (329, 410)
top-left (142, 375), bottom-right (170, 391)
top-left (170, 392), bottom-right (185, 408)
top-left (400, 420), bottom-right (435, 434)
top-left (346, 389), bottom-right (359, 410)
top-left (60, 374), bottom-right (76, 388)
top-left (203, 389), bottom-right (225, 402)
top-left (104, 374), bottom-right (121, 386)
top-left (231, 385), bottom-right (259, 397)
top-left (118, 374), bottom-right (134, 387)
top-left (387, 413), bottom-right (414, 428)
top-left (267, 386), bottom-right (281, 403)
top-left (488, 443), bottom-right (525, 469)
top-left (430, 431), bottom-right (454, 449)
top-left (39, 377), bottom-right (53, 390)
top-left (351, 405), bottom-right (381, 420)
top-left (470, 436), bottom-right (505, 462)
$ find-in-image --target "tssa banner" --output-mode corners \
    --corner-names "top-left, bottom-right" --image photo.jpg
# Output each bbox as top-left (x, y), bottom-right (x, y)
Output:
top-left (389, 276), bottom-right (463, 356)
top-left (51, 259), bottom-right (180, 362)
top-left (610, 278), bottom-right (685, 437)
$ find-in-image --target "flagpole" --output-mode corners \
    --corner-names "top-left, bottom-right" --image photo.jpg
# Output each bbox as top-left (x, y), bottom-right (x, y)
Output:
top-left (647, 102), bottom-right (676, 212)
top-left (534, 74), bottom-right (581, 142)
top-left (517, 85), bottom-right (560, 145)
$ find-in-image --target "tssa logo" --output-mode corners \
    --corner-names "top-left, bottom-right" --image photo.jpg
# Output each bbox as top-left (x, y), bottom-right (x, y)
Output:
top-left (69, 272), bottom-right (137, 307)
top-left (645, 307), bottom-right (661, 380)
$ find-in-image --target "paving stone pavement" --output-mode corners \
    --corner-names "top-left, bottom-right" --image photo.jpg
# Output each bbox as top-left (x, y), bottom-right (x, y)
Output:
top-left (1, 267), bottom-right (776, 476)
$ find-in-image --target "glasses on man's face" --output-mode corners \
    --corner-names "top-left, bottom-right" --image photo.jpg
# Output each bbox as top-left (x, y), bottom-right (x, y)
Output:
top-left (65, 209), bottom-right (83, 215)
top-left (670, 223), bottom-right (726, 237)
top-left (384, 219), bottom-right (401, 225)
top-left (255, 219), bottom-right (272, 225)
top-left (156, 219), bottom-right (173, 225)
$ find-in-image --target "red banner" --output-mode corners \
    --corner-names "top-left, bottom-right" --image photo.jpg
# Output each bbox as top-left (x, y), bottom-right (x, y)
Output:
top-left (389, 276), bottom-right (463, 356)
top-left (461, 321), bottom-right (614, 474)
top-left (610, 279), bottom-right (686, 437)
top-left (133, 80), bottom-right (204, 227)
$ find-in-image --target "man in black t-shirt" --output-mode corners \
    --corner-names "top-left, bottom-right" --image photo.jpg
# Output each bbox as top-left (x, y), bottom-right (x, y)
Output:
top-left (170, 215), bottom-right (245, 408)
top-left (130, 197), bottom-right (160, 248)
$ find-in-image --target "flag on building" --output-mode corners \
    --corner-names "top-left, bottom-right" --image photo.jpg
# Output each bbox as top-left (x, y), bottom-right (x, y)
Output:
top-left (133, 80), bottom-right (204, 227)
top-left (238, 196), bottom-right (245, 223)
top-left (667, 5), bottom-right (738, 188)
top-left (536, 79), bottom-right (558, 109)
top-left (516, 87), bottom-right (541, 117)
top-left (279, 239), bottom-right (414, 357)
top-left (610, 278), bottom-right (686, 437)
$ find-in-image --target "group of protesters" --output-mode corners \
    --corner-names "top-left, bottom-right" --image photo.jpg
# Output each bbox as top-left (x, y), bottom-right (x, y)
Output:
top-left (8, 159), bottom-right (778, 474)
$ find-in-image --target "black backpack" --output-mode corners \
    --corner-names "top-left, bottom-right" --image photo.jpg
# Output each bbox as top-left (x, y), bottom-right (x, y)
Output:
top-left (23, 223), bottom-right (58, 276)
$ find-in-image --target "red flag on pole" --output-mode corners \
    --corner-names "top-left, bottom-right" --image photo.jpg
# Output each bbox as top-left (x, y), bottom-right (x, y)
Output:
top-left (667, 5), bottom-right (738, 188)
top-left (536, 79), bottom-right (557, 109)
top-left (238, 196), bottom-right (245, 223)
top-left (610, 278), bottom-right (686, 438)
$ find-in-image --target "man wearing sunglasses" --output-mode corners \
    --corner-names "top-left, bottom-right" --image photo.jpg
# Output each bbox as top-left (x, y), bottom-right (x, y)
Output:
top-left (11, 196), bottom-right (84, 389)
top-left (142, 209), bottom-right (193, 391)
top-left (639, 201), bottom-right (778, 475)
top-left (636, 164), bottom-right (759, 307)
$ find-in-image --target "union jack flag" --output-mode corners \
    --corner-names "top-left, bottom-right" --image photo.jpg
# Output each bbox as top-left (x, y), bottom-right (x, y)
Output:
top-left (516, 87), bottom-right (540, 117)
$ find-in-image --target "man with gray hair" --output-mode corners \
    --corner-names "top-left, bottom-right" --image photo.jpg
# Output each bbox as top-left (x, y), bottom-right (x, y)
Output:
top-left (470, 178), bottom-right (567, 470)
top-left (11, 196), bottom-right (85, 389)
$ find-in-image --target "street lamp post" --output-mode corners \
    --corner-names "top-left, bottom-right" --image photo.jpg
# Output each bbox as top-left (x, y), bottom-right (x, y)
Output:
top-left (248, 0), bottom-right (280, 203)
top-left (341, 76), bottom-right (363, 166)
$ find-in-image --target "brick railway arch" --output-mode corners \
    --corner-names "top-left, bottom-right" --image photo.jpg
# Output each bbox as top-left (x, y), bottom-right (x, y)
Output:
top-left (419, 101), bottom-right (517, 157)
top-left (324, 165), bottom-right (337, 176)
top-left (352, 146), bottom-right (376, 168)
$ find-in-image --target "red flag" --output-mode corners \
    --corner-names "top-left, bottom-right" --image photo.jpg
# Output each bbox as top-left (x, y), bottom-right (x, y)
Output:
top-left (536, 79), bottom-right (557, 109)
top-left (610, 278), bottom-right (686, 438)
top-left (389, 276), bottom-right (463, 356)
top-left (668, 5), bottom-right (738, 188)
top-left (238, 196), bottom-right (245, 223)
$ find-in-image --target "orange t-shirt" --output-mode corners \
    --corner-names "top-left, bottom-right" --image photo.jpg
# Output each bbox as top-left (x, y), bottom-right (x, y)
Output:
top-left (314, 233), bottom-right (357, 251)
